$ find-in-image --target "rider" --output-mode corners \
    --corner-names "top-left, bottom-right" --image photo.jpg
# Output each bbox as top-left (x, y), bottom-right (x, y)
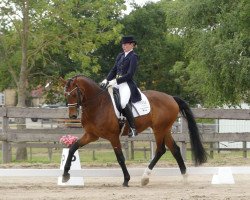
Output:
top-left (100, 35), bottom-right (141, 138)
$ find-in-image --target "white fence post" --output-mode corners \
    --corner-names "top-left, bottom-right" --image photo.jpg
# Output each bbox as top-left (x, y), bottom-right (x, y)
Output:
top-left (2, 116), bottom-right (11, 163)
top-left (180, 116), bottom-right (188, 161)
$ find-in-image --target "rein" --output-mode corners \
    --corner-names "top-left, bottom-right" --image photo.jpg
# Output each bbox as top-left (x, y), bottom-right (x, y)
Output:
top-left (65, 83), bottom-right (108, 112)
top-left (81, 88), bottom-right (108, 110)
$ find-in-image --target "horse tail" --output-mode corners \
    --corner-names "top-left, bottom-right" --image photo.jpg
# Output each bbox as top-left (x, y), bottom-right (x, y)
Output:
top-left (173, 96), bottom-right (207, 165)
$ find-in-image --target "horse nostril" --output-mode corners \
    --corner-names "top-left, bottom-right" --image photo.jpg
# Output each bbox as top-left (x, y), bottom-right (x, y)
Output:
top-left (70, 115), bottom-right (77, 119)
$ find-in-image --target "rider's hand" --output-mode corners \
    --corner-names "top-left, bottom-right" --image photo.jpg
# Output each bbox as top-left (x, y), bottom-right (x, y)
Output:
top-left (100, 79), bottom-right (108, 89)
top-left (107, 79), bottom-right (117, 87)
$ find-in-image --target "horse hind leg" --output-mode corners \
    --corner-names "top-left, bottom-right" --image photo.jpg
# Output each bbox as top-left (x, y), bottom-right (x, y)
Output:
top-left (141, 134), bottom-right (166, 186)
top-left (165, 133), bottom-right (187, 175)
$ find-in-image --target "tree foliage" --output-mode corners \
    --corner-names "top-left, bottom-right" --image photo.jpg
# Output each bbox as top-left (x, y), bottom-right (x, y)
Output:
top-left (164, 0), bottom-right (250, 106)
top-left (0, 0), bottom-right (125, 161)
top-left (0, 0), bottom-right (125, 103)
top-left (0, 0), bottom-right (249, 108)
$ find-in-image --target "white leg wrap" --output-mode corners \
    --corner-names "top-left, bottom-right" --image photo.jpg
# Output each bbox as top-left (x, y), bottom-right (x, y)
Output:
top-left (144, 167), bottom-right (152, 176)
top-left (141, 167), bottom-right (152, 186)
top-left (182, 173), bottom-right (188, 184)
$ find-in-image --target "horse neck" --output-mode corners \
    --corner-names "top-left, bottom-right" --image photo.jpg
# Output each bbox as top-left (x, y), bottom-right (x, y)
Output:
top-left (78, 77), bottom-right (101, 100)
top-left (77, 77), bottom-right (110, 122)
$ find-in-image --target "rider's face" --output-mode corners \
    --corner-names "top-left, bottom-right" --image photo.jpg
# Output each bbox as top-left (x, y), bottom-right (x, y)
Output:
top-left (122, 43), bottom-right (134, 52)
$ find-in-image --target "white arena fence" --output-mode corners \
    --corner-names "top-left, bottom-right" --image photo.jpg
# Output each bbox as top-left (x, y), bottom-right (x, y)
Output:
top-left (0, 107), bottom-right (250, 163)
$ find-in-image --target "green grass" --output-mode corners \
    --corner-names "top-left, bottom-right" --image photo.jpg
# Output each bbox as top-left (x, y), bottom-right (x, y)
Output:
top-left (1, 146), bottom-right (250, 168)
top-left (0, 146), bottom-right (179, 164)
top-left (1, 140), bottom-right (250, 167)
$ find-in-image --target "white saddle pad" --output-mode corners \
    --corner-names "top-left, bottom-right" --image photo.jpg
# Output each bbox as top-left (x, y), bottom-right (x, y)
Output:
top-left (108, 87), bottom-right (151, 118)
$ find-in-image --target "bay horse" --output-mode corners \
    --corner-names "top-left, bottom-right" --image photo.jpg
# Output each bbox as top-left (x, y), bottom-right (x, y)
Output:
top-left (61, 75), bottom-right (207, 186)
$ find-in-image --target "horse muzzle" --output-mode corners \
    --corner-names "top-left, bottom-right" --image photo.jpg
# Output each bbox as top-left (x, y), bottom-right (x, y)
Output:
top-left (69, 114), bottom-right (77, 119)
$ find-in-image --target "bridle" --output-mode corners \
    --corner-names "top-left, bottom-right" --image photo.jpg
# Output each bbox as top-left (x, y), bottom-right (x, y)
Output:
top-left (64, 84), bottom-right (83, 109)
top-left (64, 77), bottom-right (108, 113)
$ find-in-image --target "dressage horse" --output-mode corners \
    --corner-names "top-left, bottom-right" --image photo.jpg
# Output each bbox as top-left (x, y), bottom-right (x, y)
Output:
top-left (61, 75), bottom-right (207, 186)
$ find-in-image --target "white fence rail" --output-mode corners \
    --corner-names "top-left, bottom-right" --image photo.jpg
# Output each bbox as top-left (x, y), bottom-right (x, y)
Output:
top-left (0, 107), bottom-right (250, 163)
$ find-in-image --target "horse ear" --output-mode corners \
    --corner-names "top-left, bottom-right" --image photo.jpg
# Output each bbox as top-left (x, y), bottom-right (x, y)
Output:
top-left (59, 77), bottom-right (67, 86)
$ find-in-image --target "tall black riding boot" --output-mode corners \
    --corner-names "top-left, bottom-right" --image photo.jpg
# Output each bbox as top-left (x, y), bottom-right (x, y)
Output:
top-left (123, 104), bottom-right (138, 138)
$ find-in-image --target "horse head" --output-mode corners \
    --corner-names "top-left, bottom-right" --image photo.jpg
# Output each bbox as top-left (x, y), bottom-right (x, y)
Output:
top-left (62, 76), bottom-right (84, 119)
top-left (61, 75), bottom-right (104, 119)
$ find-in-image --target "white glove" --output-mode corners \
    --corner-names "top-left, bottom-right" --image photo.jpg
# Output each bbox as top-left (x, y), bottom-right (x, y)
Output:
top-left (107, 79), bottom-right (117, 87)
top-left (100, 79), bottom-right (108, 88)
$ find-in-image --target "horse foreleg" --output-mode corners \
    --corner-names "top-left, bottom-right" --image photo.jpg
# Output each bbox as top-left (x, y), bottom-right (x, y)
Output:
top-left (62, 141), bottom-right (79, 182)
top-left (141, 140), bottom-right (166, 186)
top-left (113, 147), bottom-right (130, 187)
top-left (62, 133), bottom-right (98, 183)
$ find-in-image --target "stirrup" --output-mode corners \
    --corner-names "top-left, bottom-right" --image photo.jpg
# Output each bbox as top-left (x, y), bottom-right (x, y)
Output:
top-left (128, 128), bottom-right (138, 138)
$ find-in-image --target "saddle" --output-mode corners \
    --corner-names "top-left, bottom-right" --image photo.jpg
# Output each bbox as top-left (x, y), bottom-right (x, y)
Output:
top-left (108, 87), bottom-right (150, 120)
top-left (112, 88), bottom-right (132, 130)
top-left (113, 88), bottom-right (137, 115)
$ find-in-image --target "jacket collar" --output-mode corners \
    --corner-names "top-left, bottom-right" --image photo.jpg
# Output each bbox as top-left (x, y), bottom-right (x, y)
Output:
top-left (123, 50), bottom-right (133, 60)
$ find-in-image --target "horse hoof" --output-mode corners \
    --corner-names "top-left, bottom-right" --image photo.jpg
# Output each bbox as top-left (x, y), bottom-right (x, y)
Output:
top-left (62, 173), bottom-right (70, 183)
top-left (141, 177), bottom-right (149, 186)
top-left (123, 182), bottom-right (129, 187)
top-left (182, 173), bottom-right (188, 183)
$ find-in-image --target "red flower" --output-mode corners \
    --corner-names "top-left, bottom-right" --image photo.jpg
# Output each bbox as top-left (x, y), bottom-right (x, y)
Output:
top-left (60, 135), bottom-right (78, 148)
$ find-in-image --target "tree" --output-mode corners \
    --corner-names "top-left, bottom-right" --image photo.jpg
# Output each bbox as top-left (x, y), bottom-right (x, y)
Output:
top-left (164, 0), bottom-right (250, 106)
top-left (0, 0), bottom-right (125, 160)
top-left (0, 0), bottom-right (125, 94)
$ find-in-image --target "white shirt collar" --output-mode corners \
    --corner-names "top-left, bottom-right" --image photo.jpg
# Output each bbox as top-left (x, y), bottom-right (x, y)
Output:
top-left (124, 49), bottom-right (133, 57)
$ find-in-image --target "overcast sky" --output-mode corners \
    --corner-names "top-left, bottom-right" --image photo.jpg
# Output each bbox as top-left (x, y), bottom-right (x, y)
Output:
top-left (125, 0), bottom-right (160, 14)
top-left (130, 0), bottom-right (160, 4)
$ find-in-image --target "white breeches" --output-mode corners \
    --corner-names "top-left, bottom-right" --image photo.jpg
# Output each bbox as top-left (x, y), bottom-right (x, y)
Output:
top-left (114, 82), bottom-right (131, 109)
